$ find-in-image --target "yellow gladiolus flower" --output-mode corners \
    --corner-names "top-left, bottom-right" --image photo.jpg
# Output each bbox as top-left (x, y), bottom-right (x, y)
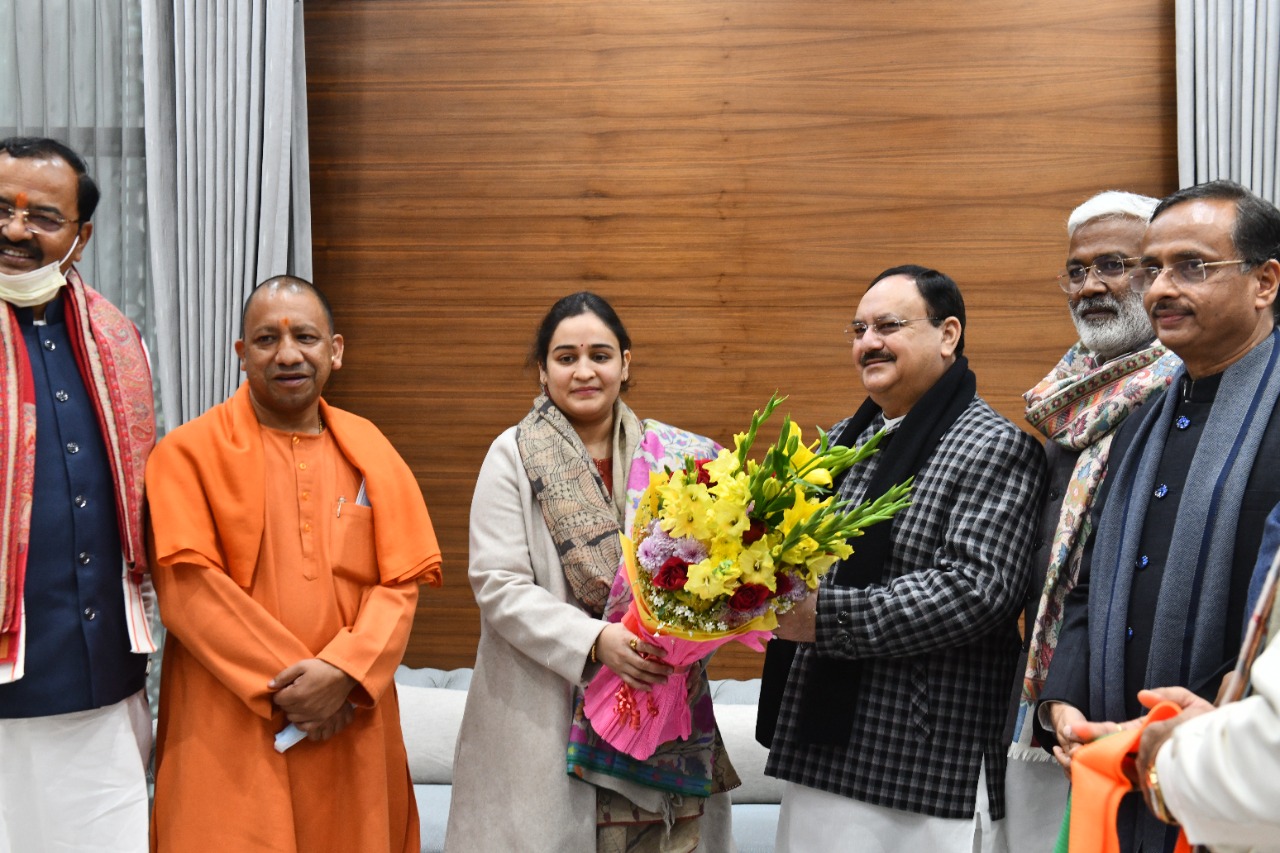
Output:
top-left (781, 533), bottom-right (820, 564)
top-left (779, 487), bottom-right (825, 534)
top-left (784, 422), bottom-right (834, 488)
top-left (645, 470), bottom-right (669, 516)
top-left (705, 449), bottom-right (743, 486)
top-left (659, 481), bottom-right (715, 541)
top-left (685, 558), bottom-right (742, 601)
top-left (738, 540), bottom-right (779, 590)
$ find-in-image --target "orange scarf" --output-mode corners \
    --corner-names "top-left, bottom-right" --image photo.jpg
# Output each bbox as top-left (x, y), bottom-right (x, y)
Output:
top-left (147, 384), bottom-right (441, 589)
top-left (1069, 701), bottom-right (1191, 853)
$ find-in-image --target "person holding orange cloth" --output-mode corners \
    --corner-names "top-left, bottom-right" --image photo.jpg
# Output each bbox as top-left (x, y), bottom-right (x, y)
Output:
top-left (145, 275), bottom-right (442, 852)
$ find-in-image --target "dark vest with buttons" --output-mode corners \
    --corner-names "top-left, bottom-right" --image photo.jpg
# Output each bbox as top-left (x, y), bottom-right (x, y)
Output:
top-left (0, 298), bottom-right (147, 717)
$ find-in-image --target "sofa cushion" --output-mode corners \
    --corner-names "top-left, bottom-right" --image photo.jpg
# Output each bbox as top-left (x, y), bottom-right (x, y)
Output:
top-left (396, 665), bottom-right (473, 691)
top-left (397, 683), bottom-right (467, 784)
top-left (714, 703), bottom-right (785, 804)
top-left (709, 677), bottom-right (762, 705)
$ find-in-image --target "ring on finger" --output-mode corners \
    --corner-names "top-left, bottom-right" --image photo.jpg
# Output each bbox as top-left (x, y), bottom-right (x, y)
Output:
top-left (629, 637), bottom-right (639, 652)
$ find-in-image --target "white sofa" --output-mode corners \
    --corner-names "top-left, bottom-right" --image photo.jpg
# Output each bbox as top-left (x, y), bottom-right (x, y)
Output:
top-left (394, 667), bottom-right (781, 853)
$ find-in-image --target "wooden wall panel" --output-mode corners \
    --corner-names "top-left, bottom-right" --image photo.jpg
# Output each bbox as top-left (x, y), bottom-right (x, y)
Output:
top-left (304, 0), bottom-right (1177, 679)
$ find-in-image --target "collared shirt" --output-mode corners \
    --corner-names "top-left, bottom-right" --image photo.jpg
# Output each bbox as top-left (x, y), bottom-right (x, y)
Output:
top-left (0, 296), bottom-right (146, 718)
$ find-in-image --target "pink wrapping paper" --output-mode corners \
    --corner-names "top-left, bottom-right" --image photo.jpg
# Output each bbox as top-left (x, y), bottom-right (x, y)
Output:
top-left (583, 608), bottom-right (772, 760)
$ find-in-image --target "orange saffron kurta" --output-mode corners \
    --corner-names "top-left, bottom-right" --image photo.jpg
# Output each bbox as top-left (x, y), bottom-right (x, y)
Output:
top-left (145, 385), bottom-right (441, 852)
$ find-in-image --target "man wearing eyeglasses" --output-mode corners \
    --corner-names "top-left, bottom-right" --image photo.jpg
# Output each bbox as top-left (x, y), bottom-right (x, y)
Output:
top-left (764, 265), bottom-right (1045, 852)
top-left (0, 138), bottom-right (156, 851)
top-left (1037, 180), bottom-right (1280, 853)
top-left (1006, 191), bottom-right (1181, 853)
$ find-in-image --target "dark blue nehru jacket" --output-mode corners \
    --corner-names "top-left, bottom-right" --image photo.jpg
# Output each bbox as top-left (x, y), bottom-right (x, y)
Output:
top-left (0, 296), bottom-right (147, 718)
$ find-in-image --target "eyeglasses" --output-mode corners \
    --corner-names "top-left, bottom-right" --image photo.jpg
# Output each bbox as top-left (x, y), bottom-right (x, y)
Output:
top-left (0, 203), bottom-right (78, 235)
top-left (1056, 256), bottom-right (1138, 294)
top-left (1127, 258), bottom-right (1247, 293)
top-left (844, 316), bottom-right (938, 342)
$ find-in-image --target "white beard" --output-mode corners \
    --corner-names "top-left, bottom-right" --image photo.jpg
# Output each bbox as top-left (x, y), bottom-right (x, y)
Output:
top-left (1070, 291), bottom-right (1154, 360)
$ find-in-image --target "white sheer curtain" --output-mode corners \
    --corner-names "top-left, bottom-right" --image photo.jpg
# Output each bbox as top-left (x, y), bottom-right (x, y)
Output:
top-left (1176, 0), bottom-right (1280, 203)
top-left (0, 0), bottom-right (152, 344)
top-left (141, 0), bottom-right (313, 429)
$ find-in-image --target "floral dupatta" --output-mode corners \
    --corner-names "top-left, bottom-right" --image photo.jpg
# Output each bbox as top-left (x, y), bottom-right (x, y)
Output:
top-left (565, 420), bottom-right (737, 804)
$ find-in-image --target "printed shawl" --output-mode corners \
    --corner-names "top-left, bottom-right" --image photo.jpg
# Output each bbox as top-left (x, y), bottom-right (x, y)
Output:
top-left (0, 271), bottom-right (157, 682)
top-left (147, 383), bottom-right (442, 590)
top-left (517, 394), bottom-right (635, 616)
top-left (1010, 342), bottom-right (1179, 758)
top-left (515, 398), bottom-right (733, 810)
top-left (1090, 330), bottom-right (1280, 727)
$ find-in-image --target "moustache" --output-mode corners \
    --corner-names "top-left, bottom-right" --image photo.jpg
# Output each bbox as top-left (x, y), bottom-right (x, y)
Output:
top-left (0, 235), bottom-right (42, 263)
top-left (1073, 294), bottom-right (1120, 314)
top-left (860, 351), bottom-right (895, 367)
top-left (1149, 299), bottom-right (1191, 318)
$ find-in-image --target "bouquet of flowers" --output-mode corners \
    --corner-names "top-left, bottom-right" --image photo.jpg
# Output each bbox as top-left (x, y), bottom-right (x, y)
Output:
top-left (584, 395), bottom-right (912, 759)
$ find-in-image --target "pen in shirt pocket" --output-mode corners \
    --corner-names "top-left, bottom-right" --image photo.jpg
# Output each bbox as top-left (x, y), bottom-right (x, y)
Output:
top-left (336, 480), bottom-right (370, 517)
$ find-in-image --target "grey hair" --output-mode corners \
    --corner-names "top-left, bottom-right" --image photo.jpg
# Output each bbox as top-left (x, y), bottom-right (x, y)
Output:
top-left (1066, 191), bottom-right (1159, 238)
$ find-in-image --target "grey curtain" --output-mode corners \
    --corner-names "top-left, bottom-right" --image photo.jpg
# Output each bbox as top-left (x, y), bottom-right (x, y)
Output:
top-left (1176, 0), bottom-right (1280, 203)
top-left (0, 0), bottom-right (152, 344)
top-left (141, 0), bottom-right (313, 430)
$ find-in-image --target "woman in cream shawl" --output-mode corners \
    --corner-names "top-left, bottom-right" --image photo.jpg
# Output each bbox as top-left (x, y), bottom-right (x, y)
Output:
top-left (445, 292), bottom-right (737, 852)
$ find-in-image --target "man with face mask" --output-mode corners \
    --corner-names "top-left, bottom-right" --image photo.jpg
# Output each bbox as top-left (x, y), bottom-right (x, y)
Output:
top-left (1004, 192), bottom-right (1180, 851)
top-left (0, 137), bottom-right (157, 851)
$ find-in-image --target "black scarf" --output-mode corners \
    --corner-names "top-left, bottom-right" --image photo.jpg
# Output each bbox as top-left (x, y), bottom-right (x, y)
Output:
top-left (757, 356), bottom-right (976, 747)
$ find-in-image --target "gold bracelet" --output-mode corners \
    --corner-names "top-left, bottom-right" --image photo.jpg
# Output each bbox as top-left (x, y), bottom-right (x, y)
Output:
top-left (1145, 764), bottom-right (1178, 825)
top-left (590, 641), bottom-right (598, 665)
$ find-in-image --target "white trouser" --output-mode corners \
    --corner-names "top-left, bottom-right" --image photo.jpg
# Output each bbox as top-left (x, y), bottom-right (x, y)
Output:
top-left (776, 760), bottom-right (1009, 853)
top-left (0, 690), bottom-right (150, 853)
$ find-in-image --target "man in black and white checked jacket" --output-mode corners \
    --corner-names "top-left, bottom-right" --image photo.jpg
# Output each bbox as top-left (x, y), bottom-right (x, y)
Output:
top-left (764, 265), bottom-right (1046, 852)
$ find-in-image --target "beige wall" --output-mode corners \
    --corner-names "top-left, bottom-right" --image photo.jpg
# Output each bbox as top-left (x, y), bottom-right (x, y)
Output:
top-left (304, 0), bottom-right (1177, 677)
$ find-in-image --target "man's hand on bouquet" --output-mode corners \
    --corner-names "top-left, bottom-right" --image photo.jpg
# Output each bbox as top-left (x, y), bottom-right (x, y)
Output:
top-left (596, 623), bottom-right (673, 691)
top-left (773, 592), bottom-right (817, 643)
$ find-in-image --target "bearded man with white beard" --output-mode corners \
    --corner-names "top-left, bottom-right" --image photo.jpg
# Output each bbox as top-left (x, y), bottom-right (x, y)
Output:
top-left (1004, 191), bottom-right (1180, 853)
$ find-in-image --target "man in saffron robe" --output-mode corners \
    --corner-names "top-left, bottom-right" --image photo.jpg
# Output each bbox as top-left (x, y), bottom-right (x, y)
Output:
top-left (146, 275), bottom-right (442, 852)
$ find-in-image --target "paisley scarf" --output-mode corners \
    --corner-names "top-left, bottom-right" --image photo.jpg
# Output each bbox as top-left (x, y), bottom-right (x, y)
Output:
top-left (0, 270), bottom-right (157, 682)
top-left (1010, 341), bottom-right (1178, 757)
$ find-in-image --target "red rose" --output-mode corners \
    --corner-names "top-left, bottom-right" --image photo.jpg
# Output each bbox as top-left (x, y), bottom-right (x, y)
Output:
top-left (728, 583), bottom-right (770, 612)
top-left (774, 572), bottom-right (795, 596)
top-left (741, 518), bottom-right (767, 545)
top-left (652, 557), bottom-right (689, 590)
top-left (694, 459), bottom-right (713, 486)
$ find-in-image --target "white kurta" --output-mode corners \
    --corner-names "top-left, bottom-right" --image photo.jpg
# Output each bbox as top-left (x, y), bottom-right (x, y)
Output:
top-left (0, 689), bottom-right (150, 853)
top-left (1158, 639), bottom-right (1280, 852)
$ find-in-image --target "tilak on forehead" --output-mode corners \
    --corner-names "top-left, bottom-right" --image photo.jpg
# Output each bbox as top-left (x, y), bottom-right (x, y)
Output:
top-left (14, 191), bottom-right (27, 209)
top-left (281, 317), bottom-right (290, 328)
